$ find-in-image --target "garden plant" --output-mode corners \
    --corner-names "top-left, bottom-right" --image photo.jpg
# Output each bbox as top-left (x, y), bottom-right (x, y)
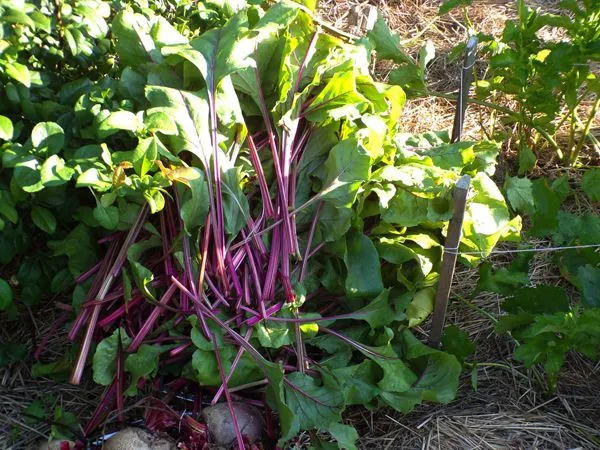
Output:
top-left (1, 0), bottom-right (599, 449)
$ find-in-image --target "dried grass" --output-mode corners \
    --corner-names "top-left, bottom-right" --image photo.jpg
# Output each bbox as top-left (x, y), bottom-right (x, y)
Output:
top-left (0, 304), bottom-right (103, 449)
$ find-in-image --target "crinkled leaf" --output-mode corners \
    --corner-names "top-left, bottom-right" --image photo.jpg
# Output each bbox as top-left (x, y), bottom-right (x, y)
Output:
top-left (367, 15), bottom-right (414, 65)
top-left (577, 265), bottom-right (600, 309)
top-left (304, 71), bottom-right (369, 123)
top-left (505, 176), bottom-right (534, 214)
top-left (441, 325), bottom-right (475, 364)
top-left (582, 168), bottom-right (600, 202)
top-left (502, 285), bottom-right (570, 315)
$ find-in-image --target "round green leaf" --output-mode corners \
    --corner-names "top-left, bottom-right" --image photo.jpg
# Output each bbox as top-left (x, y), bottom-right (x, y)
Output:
top-left (31, 206), bottom-right (57, 234)
top-left (40, 155), bottom-right (75, 187)
top-left (0, 278), bottom-right (13, 310)
top-left (31, 122), bottom-right (65, 154)
top-left (14, 157), bottom-right (44, 193)
top-left (0, 115), bottom-right (14, 141)
top-left (5, 62), bottom-right (31, 87)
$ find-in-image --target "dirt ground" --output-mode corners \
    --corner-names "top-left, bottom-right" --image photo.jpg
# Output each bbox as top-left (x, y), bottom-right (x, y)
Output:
top-left (2, 1), bottom-right (599, 449)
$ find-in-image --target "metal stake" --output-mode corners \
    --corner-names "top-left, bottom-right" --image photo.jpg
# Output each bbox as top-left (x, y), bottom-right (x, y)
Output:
top-left (451, 36), bottom-right (479, 144)
top-left (429, 174), bottom-right (471, 348)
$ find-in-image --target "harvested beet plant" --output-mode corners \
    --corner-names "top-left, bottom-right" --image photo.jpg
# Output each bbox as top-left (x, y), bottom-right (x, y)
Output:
top-left (0, 0), bottom-right (520, 448)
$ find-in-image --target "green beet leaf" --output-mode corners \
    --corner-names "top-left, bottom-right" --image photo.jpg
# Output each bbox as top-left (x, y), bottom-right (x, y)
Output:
top-left (350, 289), bottom-right (397, 328)
top-left (380, 331), bottom-right (461, 412)
top-left (124, 344), bottom-right (166, 396)
top-left (283, 371), bottom-right (345, 440)
top-left (112, 11), bottom-right (155, 66)
top-left (344, 230), bottom-right (383, 298)
top-left (163, 12), bottom-right (254, 93)
top-left (221, 166), bottom-right (251, 237)
top-left (92, 328), bottom-right (132, 386)
top-left (304, 71), bottom-right (370, 123)
top-left (325, 422), bottom-right (359, 450)
top-left (406, 287), bottom-right (435, 328)
top-left (332, 360), bottom-right (380, 405)
top-left (178, 168), bottom-right (210, 234)
top-left (320, 139), bottom-right (371, 209)
top-left (145, 86), bottom-right (212, 165)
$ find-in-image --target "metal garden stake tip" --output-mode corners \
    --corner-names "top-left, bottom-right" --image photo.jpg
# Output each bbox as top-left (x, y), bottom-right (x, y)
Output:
top-left (451, 35), bottom-right (479, 144)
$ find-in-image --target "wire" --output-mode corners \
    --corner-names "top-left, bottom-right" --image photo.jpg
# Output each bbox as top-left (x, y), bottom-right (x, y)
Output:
top-left (444, 243), bottom-right (600, 256)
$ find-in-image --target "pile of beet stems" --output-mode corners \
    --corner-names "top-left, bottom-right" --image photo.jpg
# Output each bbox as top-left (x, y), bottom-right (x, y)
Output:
top-left (52, 32), bottom-right (335, 449)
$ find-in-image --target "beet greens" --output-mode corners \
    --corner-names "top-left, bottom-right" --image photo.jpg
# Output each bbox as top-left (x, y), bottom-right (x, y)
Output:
top-left (0, 1), bottom-right (520, 448)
